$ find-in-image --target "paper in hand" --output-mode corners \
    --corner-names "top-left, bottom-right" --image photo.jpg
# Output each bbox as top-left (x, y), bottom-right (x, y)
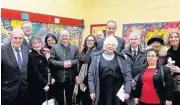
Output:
top-left (116, 85), bottom-right (125, 102)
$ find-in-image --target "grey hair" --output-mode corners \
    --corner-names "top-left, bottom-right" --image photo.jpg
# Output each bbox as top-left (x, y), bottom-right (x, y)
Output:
top-left (10, 28), bottom-right (24, 39)
top-left (29, 36), bottom-right (42, 49)
top-left (59, 30), bottom-right (70, 36)
top-left (128, 31), bottom-right (141, 40)
top-left (103, 36), bottom-right (118, 49)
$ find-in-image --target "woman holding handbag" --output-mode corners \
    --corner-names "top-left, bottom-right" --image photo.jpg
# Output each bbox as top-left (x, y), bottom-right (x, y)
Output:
top-left (75, 35), bottom-right (97, 105)
top-left (27, 36), bottom-right (52, 105)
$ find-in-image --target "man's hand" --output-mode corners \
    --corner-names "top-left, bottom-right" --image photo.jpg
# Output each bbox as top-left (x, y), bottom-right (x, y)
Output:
top-left (64, 60), bottom-right (72, 68)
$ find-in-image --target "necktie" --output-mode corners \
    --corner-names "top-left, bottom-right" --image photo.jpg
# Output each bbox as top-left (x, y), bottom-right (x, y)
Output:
top-left (133, 50), bottom-right (137, 57)
top-left (16, 49), bottom-right (23, 67)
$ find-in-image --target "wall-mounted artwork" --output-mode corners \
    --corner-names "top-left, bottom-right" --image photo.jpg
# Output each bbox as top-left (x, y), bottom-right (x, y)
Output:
top-left (90, 24), bottom-right (106, 36)
top-left (122, 21), bottom-right (180, 47)
top-left (1, 19), bottom-right (83, 49)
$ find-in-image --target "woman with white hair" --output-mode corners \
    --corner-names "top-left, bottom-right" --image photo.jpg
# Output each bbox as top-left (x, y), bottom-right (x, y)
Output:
top-left (88, 36), bottom-right (132, 105)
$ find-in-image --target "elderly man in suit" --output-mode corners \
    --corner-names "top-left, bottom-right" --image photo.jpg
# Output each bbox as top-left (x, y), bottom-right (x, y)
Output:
top-left (49, 30), bottom-right (79, 105)
top-left (1, 28), bottom-right (29, 105)
top-left (97, 20), bottom-right (125, 52)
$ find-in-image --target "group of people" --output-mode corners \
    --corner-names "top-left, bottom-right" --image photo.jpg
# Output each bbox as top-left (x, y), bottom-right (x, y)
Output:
top-left (1, 20), bottom-right (180, 105)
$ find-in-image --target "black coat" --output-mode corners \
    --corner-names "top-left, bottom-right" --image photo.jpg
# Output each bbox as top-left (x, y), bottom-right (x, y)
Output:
top-left (122, 45), bottom-right (146, 81)
top-left (27, 49), bottom-right (49, 105)
top-left (1, 43), bottom-right (29, 101)
top-left (166, 44), bottom-right (180, 92)
top-left (166, 44), bottom-right (180, 69)
top-left (135, 65), bottom-right (173, 104)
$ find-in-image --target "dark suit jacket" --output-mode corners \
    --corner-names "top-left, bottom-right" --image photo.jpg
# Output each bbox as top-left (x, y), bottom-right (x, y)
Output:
top-left (1, 43), bottom-right (29, 101)
top-left (23, 39), bottom-right (29, 48)
top-left (97, 36), bottom-right (125, 52)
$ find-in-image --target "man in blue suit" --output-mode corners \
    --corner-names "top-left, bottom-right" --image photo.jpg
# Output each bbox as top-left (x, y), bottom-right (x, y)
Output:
top-left (1, 28), bottom-right (29, 105)
top-left (97, 21), bottom-right (125, 52)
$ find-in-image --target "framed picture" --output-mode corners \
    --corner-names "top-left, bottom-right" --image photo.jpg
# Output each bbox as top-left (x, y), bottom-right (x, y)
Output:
top-left (90, 24), bottom-right (106, 36)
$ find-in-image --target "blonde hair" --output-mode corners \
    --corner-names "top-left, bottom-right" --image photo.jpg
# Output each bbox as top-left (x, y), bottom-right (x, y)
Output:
top-left (103, 36), bottom-right (118, 49)
top-left (165, 28), bottom-right (180, 46)
top-left (21, 21), bottom-right (32, 28)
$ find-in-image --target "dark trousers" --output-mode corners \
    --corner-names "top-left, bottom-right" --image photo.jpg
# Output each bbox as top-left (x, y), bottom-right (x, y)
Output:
top-left (139, 101), bottom-right (164, 105)
top-left (173, 92), bottom-right (180, 105)
top-left (2, 91), bottom-right (27, 105)
top-left (78, 89), bottom-right (92, 105)
top-left (53, 81), bottom-right (75, 105)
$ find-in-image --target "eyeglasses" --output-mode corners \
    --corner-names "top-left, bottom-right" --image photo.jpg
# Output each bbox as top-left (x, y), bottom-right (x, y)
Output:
top-left (147, 55), bottom-right (157, 58)
top-left (22, 26), bottom-right (32, 29)
top-left (13, 37), bottom-right (23, 40)
top-left (87, 39), bottom-right (94, 42)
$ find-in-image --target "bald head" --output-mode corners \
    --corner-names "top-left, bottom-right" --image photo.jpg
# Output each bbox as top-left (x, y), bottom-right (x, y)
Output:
top-left (59, 30), bottom-right (70, 45)
top-left (60, 30), bottom-right (70, 36)
top-left (10, 28), bottom-right (25, 49)
top-left (11, 28), bottom-right (24, 39)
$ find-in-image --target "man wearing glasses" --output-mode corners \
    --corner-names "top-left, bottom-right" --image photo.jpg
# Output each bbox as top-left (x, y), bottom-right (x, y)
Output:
top-left (21, 21), bottom-right (33, 47)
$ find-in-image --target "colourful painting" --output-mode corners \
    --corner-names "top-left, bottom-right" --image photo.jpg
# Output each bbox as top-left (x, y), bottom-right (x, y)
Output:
top-left (122, 21), bottom-right (180, 47)
top-left (1, 19), bottom-right (83, 49)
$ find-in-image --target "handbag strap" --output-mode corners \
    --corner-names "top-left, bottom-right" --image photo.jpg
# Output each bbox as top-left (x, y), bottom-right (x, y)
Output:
top-left (45, 91), bottom-right (49, 105)
top-left (45, 91), bottom-right (57, 105)
top-left (160, 66), bottom-right (165, 87)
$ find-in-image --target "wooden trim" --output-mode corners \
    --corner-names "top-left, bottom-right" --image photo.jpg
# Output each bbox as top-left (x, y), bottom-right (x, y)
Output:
top-left (90, 24), bottom-right (106, 34)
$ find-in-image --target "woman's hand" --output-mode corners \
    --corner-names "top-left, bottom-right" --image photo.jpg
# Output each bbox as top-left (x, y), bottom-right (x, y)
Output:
top-left (170, 66), bottom-right (180, 73)
top-left (43, 85), bottom-right (49, 92)
top-left (166, 100), bottom-right (172, 105)
top-left (132, 79), bottom-right (137, 87)
top-left (90, 93), bottom-right (95, 101)
top-left (124, 93), bottom-right (130, 100)
top-left (51, 78), bottom-right (55, 85)
top-left (76, 76), bottom-right (81, 84)
top-left (134, 98), bottom-right (139, 105)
